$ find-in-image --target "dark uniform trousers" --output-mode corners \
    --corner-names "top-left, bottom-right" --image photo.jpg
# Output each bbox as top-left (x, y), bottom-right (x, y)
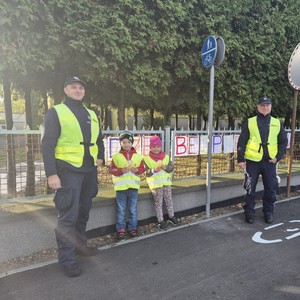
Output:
top-left (244, 159), bottom-right (278, 218)
top-left (54, 167), bottom-right (98, 267)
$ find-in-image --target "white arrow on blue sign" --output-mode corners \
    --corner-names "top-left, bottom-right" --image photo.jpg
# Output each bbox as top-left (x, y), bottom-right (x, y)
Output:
top-left (201, 36), bottom-right (217, 69)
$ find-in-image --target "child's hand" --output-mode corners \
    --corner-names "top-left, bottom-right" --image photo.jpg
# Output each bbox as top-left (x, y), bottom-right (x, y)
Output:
top-left (131, 167), bottom-right (138, 173)
top-left (122, 167), bottom-right (130, 174)
top-left (154, 166), bottom-right (161, 172)
top-left (161, 164), bottom-right (166, 171)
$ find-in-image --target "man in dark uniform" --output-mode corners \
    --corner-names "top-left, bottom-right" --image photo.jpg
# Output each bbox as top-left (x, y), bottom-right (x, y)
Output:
top-left (42, 76), bottom-right (105, 277)
top-left (237, 96), bottom-right (287, 224)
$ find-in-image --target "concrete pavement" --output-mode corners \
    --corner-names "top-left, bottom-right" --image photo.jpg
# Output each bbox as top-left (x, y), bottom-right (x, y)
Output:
top-left (1, 197), bottom-right (299, 300)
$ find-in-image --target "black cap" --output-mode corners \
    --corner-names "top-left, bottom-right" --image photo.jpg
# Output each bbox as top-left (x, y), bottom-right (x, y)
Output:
top-left (119, 131), bottom-right (134, 143)
top-left (64, 76), bottom-right (86, 87)
top-left (257, 96), bottom-right (272, 105)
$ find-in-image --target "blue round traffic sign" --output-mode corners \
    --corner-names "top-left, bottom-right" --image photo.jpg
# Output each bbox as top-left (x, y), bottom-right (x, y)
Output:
top-left (201, 36), bottom-right (217, 69)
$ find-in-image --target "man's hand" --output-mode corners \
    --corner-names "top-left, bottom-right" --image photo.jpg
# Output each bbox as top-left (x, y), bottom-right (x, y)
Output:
top-left (47, 174), bottom-right (61, 190)
top-left (97, 159), bottom-right (103, 168)
top-left (238, 162), bottom-right (246, 170)
top-left (268, 158), bottom-right (277, 164)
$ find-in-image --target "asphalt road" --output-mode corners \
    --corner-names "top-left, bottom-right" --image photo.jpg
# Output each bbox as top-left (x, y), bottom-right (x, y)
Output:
top-left (1, 198), bottom-right (299, 300)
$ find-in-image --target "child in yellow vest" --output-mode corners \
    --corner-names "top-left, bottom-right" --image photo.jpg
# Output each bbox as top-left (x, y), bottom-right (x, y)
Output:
top-left (144, 136), bottom-right (178, 230)
top-left (109, 131), bottom-right (144, 241)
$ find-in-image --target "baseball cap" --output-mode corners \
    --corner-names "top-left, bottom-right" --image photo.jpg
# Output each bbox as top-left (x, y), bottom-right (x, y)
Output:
top-left (257, 96), bottom-right (272, 105)
top-left (64, 76), bottom-right (86, 87)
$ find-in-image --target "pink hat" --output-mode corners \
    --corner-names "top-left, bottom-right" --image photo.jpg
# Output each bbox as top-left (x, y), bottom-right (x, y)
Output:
top-left (150, 136), bottom-right (162, 148)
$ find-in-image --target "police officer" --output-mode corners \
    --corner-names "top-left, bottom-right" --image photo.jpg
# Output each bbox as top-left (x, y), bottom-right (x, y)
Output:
top-left (237, 96), bottom-right (288, 224)
top-left (42, 76), bottom-right (105, 277)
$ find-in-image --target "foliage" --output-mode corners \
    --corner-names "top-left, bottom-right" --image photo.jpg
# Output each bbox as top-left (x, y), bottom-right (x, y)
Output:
top-left (0, 0), bottom-right (299, 128)
top-left (0, 98), bottom-right (25, 114)
top-left (142, 111), bottom-right (166, 129)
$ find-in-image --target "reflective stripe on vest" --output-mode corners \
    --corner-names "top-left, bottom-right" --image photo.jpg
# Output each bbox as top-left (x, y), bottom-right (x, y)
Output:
top-left (112, 153), bottom-right (142, 191)
top-left (245, 116), bottom-right (280, 161)
top-left (143, 155), bottom-right (172, 190)
top-left (54, 104), bottom-right (99, 167)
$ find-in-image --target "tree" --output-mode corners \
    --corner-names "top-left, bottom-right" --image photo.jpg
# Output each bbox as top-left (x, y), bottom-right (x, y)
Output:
top-left (213, 0), bottom-right (300, 125)
top-left (2, 74), bottom-right (16, 197)
top-left (1, 0), bottom-right (299, 129)
top-left (0, 0), bottom-right (59, 196)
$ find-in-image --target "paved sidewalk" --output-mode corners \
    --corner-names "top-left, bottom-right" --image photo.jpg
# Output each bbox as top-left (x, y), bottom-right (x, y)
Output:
top-left (0, 197), bottom-right (57, 263)
top-left (1, 198), bottom-right (299, 300)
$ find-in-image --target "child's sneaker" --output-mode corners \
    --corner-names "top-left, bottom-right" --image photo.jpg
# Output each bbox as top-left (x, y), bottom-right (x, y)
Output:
top-left (157, 220), bottom-right (168, 230)
top-left (129, 229), bottom-right (138, 238)
top-left (116, 229), bottom-right (126, 241)
top-left (168, 216), bottom-right (179, 226)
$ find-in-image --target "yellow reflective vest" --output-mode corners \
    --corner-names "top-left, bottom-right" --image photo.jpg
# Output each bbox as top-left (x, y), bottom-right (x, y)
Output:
top-left (143, 155), bottom-right (172, 190)
top-left (112, 153), bottom-right (143, 191)
top-left (54, 104), bottom-right (99, 167)
top-left (245, 116), bottom-right (280, 162)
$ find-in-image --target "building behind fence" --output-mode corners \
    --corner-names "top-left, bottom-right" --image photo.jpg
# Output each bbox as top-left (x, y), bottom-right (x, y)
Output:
top-left (0, 126), bottom-right (297, 200)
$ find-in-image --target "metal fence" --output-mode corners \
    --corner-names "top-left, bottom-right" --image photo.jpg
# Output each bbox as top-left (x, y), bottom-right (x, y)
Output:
top-left (0, 126), bottom-right (297, 200)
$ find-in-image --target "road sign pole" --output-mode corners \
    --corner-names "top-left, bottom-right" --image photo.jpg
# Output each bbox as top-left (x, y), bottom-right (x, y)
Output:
top-left (206, 64), bottom-right (215, 218)
top-left (286, 89), bottom-right (298, 197)
top-left (287, 42), bottom-right (300, 196)
top-left (201, 35), bottom-right (225, 218)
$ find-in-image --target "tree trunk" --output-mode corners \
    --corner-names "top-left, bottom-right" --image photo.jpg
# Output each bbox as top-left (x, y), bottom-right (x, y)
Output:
top-left (203, 115), bottom-right (208, 130)
top-left (3, 76), bottom-right (17, 198)
top-left (117, 89), bottom-right (126, 129)
top-left (133, 104), bottom-right (138, 129)
top-left (164, 107), bottom-right (171, 127)
top-left (24, 87), bottom-right (35, 197)
top-left (197, 109), bottom-right (202, 130)
top-left (150, 108), bottom-right (154, 128)
top-left (189, 115), bottom-right (192, 130)
top-left (42, 91), bottom-right (48, 115)
top-left (228, 116), bottom-right (235, 130)
top-left (25, 87), bottom-right (33, 129)
top-left (215, 117), bottom-right (219, 130)
top-left (104, 108), bottom-right (112, 129)
top-left (99, 106), bottom-right (105, 129)
top-left (227, 114), bottom-right (235, 172)
top-left (41, 91), bottom-right (52, 195)
top-left (284, 110), bottom-right (291, 128)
